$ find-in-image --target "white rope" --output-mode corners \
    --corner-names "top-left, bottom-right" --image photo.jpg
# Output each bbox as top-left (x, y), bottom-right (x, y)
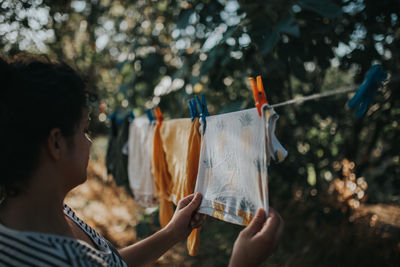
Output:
top-left (270, 87), bottom-right (357, 108)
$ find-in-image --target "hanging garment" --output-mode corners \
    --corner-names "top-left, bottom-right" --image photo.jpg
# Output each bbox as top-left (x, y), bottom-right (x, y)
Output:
top-left (194, 105), bottom-right (287, 226)
top-left (152, 122), bottom-right (174, 228)
top-left (106, 112), bottom-right (132, 194)
top-left (152, 118), bottom-right (201, 256)
top-left (127, 117), bottom-right (158, 206)
top-left (105, 112), bottom-right (121, 178)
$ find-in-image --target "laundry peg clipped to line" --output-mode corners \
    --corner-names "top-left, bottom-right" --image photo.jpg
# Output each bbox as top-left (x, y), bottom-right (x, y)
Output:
top-left (188, 98), bottom-right (199, 122)
top-left (195, 93), bottom-right (209, 134)
top-left (155, 107), bottom-right (164, 126)
top-left (249, 75), bottom-right (268, 116)
top-left (146, 109), bottom-right (154, 123)
top-left (128, 110), bottom-right (135, 123)
top-left (347, 64), bottom-right (388, 118)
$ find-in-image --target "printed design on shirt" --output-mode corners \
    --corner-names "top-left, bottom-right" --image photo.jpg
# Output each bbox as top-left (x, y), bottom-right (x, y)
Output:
top-left (203, 157), bottom-right (214, 189)
top-left (237, 210), bottom-right (254, 226)
top-left (239, 112), bottom-right (253, 153)
top-left (239, 197), bottom-right (256, 214)
top-left (216, 120), bottom-right (227, 153)
top-left (212, 201), bottom-right (226, 221)
top-left (276, 150), bottom-right (286, 162)
top-left (224, 152), bottom-right (238, 190)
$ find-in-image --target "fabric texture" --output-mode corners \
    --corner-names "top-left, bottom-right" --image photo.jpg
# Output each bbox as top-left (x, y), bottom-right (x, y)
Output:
top-left (0, 204), bottom-right (127, 266)
top-left (106, 113), bottom-right (132, 194)
top-left (127, 117), bottom-right (158, 206)
top-left (152, 118), bottom-right (201, 256)
top-left (152, 122), bottom-right (174, 228)
top-left (194, 105), bottom-right (287, 226)
top-left (105, 113), bottom-right (120, 177)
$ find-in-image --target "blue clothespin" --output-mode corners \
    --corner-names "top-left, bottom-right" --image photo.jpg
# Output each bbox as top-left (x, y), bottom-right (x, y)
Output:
top-left (109, 110), bottom-right (124, 125)
top-left (128, 110), bottom-right (135, 123)
top-left (348, 65), bottom-right (387, 118)
top-left (195, 93), bottom-right (210, 134)
top-left (109, 110), bottom-right (119, 121)
top-left (146, 109), bottom-right (154, 123)
top-left (188, 98), bottom-right (199, 122)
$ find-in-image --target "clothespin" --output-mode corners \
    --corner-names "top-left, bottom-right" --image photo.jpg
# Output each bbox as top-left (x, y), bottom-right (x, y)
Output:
top-left (109, 110), bottom-right (124, 125)
top-left (249, 76), bottom-right (268, 116)
top-left (188, 98), bottom-right (200, 122)
top-left (128, 110), bottom-right (135, 123)
top-left (155, 107), bottom-right (164, 126)
top-left (146, 109), bottom-right (154, 123)
top-left (347, 65), bottom-right (388, 118)
top-left (195, 93), bottom-right (209, 134)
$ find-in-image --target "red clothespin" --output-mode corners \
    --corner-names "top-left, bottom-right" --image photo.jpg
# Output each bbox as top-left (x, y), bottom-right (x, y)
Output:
top-left (155, 107), bottom-right (164, 126)
top-left (249, 75), bottom-right (268, 116)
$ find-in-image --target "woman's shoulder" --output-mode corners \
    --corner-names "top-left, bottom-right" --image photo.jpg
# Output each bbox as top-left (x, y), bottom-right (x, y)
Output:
top-left (0, 204), bottom-right (127, 266)
top-left (62, 203), bottom-right (109, 250)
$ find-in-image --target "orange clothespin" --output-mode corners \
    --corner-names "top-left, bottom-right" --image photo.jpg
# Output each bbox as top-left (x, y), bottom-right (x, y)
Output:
top-left (155, 107), bottom-right (164, 126)
top-left (249, 75), bottom-right (268, 116)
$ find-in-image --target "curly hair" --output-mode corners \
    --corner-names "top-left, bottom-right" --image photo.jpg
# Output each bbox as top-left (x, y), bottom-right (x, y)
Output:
top-left (0, 54), bottom-right (89, 200)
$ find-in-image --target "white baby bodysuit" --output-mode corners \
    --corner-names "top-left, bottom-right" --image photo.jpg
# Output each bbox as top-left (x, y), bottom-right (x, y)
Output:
top-left (127, 117), bottom-right (158, 206)
top-left (194, 105), bottom-right (287, 225)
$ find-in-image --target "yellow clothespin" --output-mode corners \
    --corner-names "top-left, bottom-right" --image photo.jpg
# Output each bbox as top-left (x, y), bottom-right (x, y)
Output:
top-left (249, 75), bottom-right (268, 116)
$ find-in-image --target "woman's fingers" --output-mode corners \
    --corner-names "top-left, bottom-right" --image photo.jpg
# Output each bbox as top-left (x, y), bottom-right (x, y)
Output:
top-left (177, 193), bottom-right (195, 209)
top-left (190, 213), bottom-right (205, 228)
top-left (255, 208), bottom-right (283, 245)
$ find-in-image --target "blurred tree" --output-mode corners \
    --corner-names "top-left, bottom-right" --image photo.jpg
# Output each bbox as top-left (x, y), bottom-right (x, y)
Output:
top-left (0, 0), bottom-right (399, 203)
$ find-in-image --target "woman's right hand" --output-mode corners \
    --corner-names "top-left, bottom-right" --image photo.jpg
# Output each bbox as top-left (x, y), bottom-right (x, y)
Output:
top-left (229, 208), bottom-right (284, 267)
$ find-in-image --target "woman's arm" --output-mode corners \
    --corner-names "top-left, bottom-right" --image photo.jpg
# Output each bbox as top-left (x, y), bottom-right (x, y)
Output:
top-left (119, 193), bottom-right (203, 266)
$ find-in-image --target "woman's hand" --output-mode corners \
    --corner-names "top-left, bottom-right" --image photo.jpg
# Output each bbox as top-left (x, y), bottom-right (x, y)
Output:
top-left (165, 193), bottom-right (204, 242)
top-left (119, 193), bottom-right (203, 266)
top-left (229, 208), bottom-right (284, 267)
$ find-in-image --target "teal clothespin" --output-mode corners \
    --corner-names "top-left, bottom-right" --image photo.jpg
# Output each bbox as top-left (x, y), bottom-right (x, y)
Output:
top-left (348, 65), bottom-right (388, 118)
top-left (195, 93), bottom-right (209, 134)
top-left (188, 98), bottom-right (199, 122)
top-left (128, 110), bottom-right (135, 123)
top-left (146, 109), bottom-right (154, 123)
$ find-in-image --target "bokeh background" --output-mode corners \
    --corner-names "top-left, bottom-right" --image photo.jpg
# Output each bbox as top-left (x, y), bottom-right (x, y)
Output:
top-left (1, 0), bottom-right (399, 266)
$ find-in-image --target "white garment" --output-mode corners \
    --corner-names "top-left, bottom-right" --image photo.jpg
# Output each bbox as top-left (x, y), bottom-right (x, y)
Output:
top-left (194, 105), bottom-right (287, 225)
top-left (127, 117), bottom-right (158, 206)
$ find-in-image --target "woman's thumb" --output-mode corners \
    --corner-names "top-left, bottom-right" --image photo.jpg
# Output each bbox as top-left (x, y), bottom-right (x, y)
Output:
top-left (242, 208), bottom-right (267, 237)
top-left (182, 192), bottom-right (202, 213)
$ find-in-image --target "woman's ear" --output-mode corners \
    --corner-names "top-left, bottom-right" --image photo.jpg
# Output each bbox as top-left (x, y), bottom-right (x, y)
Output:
top-left (46, 128), bottom-right (65, 160)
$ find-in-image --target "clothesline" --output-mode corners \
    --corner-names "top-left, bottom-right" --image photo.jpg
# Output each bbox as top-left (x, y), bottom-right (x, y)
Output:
top-left (270, 87), bottom-right (356, 108)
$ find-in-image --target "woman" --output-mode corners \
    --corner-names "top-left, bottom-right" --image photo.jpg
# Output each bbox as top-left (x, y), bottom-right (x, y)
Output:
top-left (0, 54), bottom-right (283, 266)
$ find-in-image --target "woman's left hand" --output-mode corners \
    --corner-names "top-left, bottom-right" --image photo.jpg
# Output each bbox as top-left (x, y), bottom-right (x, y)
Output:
top-left (165, 193), bottom-right (204, 242)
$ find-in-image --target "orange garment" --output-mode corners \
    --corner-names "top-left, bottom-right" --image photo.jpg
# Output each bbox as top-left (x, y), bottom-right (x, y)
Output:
top-left (152, 118), bottom-right (202, 256)
top-left (152, 122), bottom-right (174, 228)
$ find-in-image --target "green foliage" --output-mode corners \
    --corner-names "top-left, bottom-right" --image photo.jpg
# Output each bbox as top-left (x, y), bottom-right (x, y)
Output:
top-left (1, 0), bottom-right (399, 265)
top-left (1, 0), bottom-right (399, 202)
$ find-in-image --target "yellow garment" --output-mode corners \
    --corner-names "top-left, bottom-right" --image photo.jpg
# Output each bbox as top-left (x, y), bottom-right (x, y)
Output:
top-left (152, 118), bottom-right (202, 256)
top-left (152, 123), bottom-right (174, 228)
top-left (184, 119), bottom-right (201, 256)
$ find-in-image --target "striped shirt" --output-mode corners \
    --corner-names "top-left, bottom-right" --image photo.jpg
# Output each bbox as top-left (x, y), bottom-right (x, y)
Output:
top-left (0, 204), bottom-right (127, 266)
